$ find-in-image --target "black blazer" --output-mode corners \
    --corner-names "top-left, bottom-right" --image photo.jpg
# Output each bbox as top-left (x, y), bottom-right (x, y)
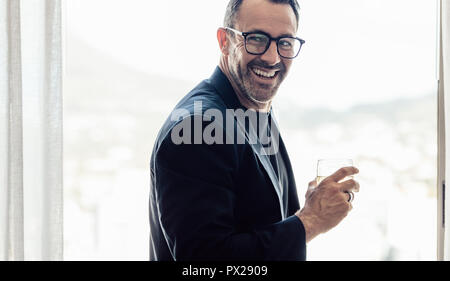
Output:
top-left (149, 67), bottom-right (306, 261)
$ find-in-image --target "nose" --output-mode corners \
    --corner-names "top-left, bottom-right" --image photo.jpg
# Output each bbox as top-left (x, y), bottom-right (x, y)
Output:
top-left (260, 40), bottom-right (281, 66)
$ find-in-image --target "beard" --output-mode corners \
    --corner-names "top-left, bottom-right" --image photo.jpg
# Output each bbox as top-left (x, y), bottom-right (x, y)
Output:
top-left (229, 57), bottom-right (287, 105)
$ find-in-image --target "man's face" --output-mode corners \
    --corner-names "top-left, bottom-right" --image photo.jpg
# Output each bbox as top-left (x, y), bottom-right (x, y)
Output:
top-left (227, 0), bottom-right (298, 105)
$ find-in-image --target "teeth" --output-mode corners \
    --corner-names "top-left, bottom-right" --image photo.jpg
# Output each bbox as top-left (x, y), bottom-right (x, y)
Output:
top-left (252, 67), bottom-right (276, 78)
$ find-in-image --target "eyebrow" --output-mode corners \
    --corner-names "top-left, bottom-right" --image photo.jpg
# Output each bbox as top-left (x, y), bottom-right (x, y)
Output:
top-left (246, 29), bottom-right (295, 38)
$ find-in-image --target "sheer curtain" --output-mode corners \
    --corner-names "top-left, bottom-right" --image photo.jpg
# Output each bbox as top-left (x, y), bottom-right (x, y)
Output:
top-left (441, 0), bottom-right (450, 261)
top-left (0, 0), bottom-right (63, 261)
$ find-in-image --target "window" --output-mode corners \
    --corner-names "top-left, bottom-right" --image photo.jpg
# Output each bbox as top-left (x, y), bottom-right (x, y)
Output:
top-left (64, 0), bottom-right (437, 260)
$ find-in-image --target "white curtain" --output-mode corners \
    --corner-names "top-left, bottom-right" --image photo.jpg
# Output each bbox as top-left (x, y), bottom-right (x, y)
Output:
top-left (442, 0), bottom-right (450, 261)
top-left (0, 0), bottom-right (63, 261)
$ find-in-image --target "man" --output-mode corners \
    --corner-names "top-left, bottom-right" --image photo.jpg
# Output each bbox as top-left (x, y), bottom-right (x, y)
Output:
top-left (149, 0), bottom-right (359, 261)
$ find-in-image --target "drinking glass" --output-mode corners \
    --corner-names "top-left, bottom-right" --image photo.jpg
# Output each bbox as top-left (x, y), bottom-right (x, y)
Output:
top-left (316, 158), bottom-right (354, 185)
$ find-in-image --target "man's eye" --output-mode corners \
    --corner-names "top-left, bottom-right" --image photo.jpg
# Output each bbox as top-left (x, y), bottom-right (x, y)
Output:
top-left (279, 40), bottom-right (293, 49)
top-left (247, 35), bottom-right (267, 44)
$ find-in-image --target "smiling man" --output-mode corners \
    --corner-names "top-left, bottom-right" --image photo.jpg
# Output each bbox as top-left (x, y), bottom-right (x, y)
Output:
top-left (149, 0), bottom-right (360, 261)
top-left (218, 0), bottom-right (299, 112)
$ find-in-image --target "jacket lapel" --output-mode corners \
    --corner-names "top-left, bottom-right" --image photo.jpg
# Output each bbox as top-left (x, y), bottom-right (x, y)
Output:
top-left (234, 112), bottom-right (285, 220)
top-left (209, 67), bottom-right (285, 219)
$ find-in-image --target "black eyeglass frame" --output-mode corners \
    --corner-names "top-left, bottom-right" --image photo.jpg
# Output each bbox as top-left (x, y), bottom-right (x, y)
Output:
top-left (225, 27), bottom-right (305, 59)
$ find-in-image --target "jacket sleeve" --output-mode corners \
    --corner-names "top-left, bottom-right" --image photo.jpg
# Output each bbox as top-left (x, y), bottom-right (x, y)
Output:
top-left (153, 118), bottom-right (306, 261)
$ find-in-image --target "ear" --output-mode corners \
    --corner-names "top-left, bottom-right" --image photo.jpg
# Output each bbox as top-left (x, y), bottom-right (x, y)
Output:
top-left (217, 28), bottom-right (229, 55)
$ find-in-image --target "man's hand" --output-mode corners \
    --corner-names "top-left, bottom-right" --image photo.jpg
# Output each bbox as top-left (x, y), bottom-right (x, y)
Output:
top-left (295, 166), bottom-right (360, 243)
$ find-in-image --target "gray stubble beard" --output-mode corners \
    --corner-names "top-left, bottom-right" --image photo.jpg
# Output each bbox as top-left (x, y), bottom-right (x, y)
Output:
top-left (230, 57), bottom-right (284, 106)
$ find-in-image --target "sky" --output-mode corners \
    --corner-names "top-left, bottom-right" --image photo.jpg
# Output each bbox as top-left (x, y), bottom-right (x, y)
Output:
top-left (66, 0), bottom-right (438, 110)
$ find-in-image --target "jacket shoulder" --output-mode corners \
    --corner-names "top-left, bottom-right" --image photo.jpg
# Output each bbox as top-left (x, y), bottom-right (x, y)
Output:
top-left (151, 79), bottom-right (240, 156)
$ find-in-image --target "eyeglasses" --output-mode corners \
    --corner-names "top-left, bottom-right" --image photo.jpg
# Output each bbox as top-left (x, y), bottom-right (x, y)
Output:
top-left (226, 27), bottom-right (305, 59)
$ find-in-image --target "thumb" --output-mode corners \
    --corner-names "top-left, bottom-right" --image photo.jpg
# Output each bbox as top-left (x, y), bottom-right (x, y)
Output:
top-left (306, 180), bottom-right (317, 199)
top-left (308, 180), bottom-right (317, 191)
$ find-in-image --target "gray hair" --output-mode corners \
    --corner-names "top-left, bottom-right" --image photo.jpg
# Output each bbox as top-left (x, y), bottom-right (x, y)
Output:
top-left (223, 0), bottom-right (300, 28)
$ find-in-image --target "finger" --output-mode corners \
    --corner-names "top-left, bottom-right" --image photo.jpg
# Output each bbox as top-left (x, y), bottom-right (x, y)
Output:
top-left (338, 179), bottom-right (360, 193)
top-left (338, 193), bottom-right (353, 215)
top-left (327, 166), bottom-right (359, 183)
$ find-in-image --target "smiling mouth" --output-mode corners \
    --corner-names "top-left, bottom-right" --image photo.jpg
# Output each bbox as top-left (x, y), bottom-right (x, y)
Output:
top-left (250, 67), bottom-right (279, 80)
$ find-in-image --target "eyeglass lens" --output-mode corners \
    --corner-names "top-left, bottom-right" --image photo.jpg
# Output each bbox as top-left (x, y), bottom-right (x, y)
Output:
top-left (245, 33), bottom-right (301, 58)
